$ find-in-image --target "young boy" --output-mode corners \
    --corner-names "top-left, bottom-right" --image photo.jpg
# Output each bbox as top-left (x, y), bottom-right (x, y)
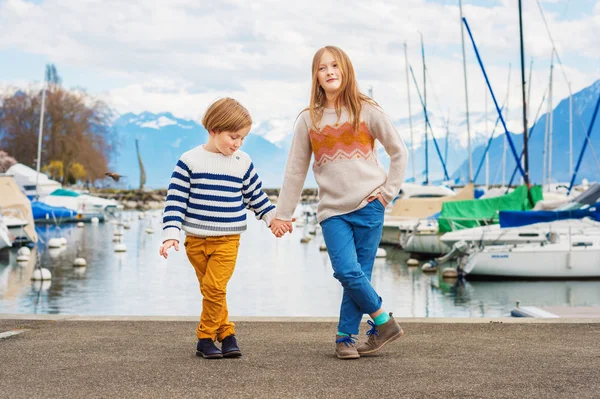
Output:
top-left (159, 98), bottom-right (291, 359)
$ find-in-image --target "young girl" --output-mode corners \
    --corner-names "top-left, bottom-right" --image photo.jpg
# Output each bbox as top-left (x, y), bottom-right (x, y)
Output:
top-left (271, 46), bottom-right (408, 359)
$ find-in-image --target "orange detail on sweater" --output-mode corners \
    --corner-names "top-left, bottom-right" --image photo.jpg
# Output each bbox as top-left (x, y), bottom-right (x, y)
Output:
top-left (309, 121), bottom-right (375, 167)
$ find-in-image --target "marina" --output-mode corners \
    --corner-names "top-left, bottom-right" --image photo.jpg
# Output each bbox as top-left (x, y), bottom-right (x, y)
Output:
top-left (2, 209), bottom-right (600, 317)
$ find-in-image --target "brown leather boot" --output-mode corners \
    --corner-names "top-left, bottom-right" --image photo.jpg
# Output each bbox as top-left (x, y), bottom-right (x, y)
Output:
top-left (357, 313), bottom-right (404, 356)
top-left (335, 335), bottom-right (360, 359)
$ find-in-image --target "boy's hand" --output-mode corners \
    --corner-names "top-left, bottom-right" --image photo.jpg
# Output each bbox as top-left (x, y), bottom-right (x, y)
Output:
top-left (159, 239), bottom-right (179, 259)
top-left (270, 218), bottom-right (295, 238)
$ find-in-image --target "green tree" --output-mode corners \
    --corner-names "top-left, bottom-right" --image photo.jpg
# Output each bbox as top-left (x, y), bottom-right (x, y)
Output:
top-left (42, 160), bottom-right (64, 181)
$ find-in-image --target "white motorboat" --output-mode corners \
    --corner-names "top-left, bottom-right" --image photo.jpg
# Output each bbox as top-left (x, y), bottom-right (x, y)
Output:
top-left (441, 219), bottom-right (600, 248)
top-left (463, 233), bottom-right (600, 278)
top-left (0, 218), bottom-right (11, 250)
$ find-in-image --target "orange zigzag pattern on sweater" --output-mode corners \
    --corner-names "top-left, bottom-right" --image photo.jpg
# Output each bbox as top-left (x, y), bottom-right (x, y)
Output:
top-left (309, 121), bottom-right (374, 167)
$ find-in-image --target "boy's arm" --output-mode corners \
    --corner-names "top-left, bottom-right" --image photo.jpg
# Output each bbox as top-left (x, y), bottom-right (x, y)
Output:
top-left (275, 114), bottom-right (312, 221)
top-left (366, 104), bottom-right (408, 205)
top-left (162, 158), bottom-right (192, 242)
top-left (241, 162), bottom-right (276, 227)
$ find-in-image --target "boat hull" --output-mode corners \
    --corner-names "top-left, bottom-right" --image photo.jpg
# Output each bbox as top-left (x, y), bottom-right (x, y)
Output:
top-left (466, 241), bottom-right (600, 278)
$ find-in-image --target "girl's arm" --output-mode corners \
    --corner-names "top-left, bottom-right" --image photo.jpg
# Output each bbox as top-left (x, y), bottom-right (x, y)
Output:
top-left (275, 113), bottom-right (313, 221)
top-left (241, 162), bottom-right (276, 227)
top-left (366, 104), bottom-right (409, 204)
top-left (161, 158), bottom-right (192, 242)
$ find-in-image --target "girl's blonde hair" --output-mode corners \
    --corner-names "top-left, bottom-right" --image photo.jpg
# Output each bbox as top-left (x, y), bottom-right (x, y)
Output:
top-left (202, 98), bottom-right (252, 133)
top-left (308, 46), bottom-right (376, 132)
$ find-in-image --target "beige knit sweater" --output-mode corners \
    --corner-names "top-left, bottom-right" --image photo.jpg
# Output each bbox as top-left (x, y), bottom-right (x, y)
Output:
top-left (276, 102), bottom-right (408, 222)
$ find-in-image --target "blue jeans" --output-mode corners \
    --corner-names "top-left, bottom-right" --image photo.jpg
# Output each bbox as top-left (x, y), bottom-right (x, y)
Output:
top-left (320, 200), bottom-right (385, 335)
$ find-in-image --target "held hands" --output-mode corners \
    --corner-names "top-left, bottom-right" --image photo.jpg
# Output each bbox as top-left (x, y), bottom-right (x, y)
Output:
top-left (367, 193), bottom-right (388, 208)
top-left (159, 239), bottom-right (179, 259)
top-left (270, 218), bottom-right (296, 238)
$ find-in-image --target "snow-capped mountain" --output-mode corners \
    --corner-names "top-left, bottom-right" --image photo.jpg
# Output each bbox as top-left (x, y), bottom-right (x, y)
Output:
top-left (110, 79), bottom-right (600, 189)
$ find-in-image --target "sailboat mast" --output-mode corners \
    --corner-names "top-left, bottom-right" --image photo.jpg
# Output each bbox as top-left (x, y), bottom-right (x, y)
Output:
top-left (548, 51), bottom-right (554, 189)
top-left (518, 0), bottom-right (530, 187)
top-left (35, 76), bottom-right (47, 200)
top-left (403, 43), bottom-right (416, 181)
top-left (502, 65), bottom-right (511, 187)
top-left (420, 32), bottom-right (428, 185)
top-left (459, 0), bottom-right (473, 182)
top-left (485, 88), bottom-right (489, 189)
top-left (136, 138), bottom-right (147, 191)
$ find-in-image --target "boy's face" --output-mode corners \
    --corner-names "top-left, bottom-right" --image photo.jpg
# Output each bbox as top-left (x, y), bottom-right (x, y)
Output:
top-left (209, 126), bottom-right (250, 156)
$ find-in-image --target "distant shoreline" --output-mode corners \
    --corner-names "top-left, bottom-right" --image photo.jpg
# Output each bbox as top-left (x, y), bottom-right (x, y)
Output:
top-left (91, 188), bottom-right (319, 210)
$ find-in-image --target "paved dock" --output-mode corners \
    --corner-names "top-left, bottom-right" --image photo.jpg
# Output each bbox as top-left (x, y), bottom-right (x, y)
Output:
top-left (1, 316), bottom-right (600, 398)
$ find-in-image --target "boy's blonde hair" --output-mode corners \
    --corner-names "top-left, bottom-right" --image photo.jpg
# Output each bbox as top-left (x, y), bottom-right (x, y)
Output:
top-left (308, 46), bottom-right (376, 132)
top-left (202, 98), bottom-right (252, 133)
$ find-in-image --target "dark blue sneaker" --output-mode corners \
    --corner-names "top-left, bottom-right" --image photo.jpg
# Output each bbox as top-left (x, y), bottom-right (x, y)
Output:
top-left (221, 335), bottom-right (242, 358)
top-left (196, 339), bottom-right (223, 359)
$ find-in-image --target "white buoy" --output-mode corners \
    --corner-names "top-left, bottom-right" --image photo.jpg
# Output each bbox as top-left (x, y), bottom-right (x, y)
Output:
top-left (442, 268), bottom-right (459, 278)
top-left (319, 244), bottom-right (327, 251)
top-left (138, 212), bottom-right (145, 219)
top-left (123, 223), bottom-right (131, 230)
top-left (48, 238), bottom-right (62, 248)
top-left (31, 268), bottom-right (52, 281)
top-left (114, 229), bottom-right (124, 236)
top-left (77, 222), bottom-right (85, 228)
top-left (114, 243), bottom-right (127, 252)
top-left (73, 258), bottom-right (87, 267)
top-left (17, 247), bottom-right (31, 256)
top-left (145, 228), bottom-right (154, 234)
top-left (421, 263), bottom-right (437, 273)
top-left (376, 248), bottom-right (387, 258)
top-left (48, 248), bottom-right (62, 259)
top-left (17, 254), bottom-right (30, 262)
top-left (300, 236), bottom-right (311, 243)
top-left (59, 237), bottom-right (67, 246)
top-left (407, 258), bottom-right (419, 267)
top-left (91, 217), bottom-right (100, 224)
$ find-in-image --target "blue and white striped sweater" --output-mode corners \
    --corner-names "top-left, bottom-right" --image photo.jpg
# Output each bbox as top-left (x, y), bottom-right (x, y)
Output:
top-left (162, 145), bottom-right (276, 241)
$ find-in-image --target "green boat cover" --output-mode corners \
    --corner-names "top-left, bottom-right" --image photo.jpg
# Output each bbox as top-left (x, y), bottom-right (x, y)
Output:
top-left (50, 188), bottom-right (80, 197)
top-left (438, 185), bottom-right (543, 233)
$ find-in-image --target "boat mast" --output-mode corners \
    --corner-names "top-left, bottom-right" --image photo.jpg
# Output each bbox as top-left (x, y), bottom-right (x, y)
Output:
top-left (35, 74), bottom-right (47, 200)
top-left (420, 32), bottom-right (428, 185)
top-left (404, 42), bottom-right (416, 181)
top-left (459, 0), bottom-right (473, 182)
top-left (548, 51), bottom-right (554, 189)
top-left (519, 0), bottom-right (530, 187)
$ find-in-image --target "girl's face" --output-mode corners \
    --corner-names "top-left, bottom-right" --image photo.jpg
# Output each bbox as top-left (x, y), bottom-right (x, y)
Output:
top-left (317, 50), bottom-right (342, 97)
top-left (207, 126), bottom-right (250, 156)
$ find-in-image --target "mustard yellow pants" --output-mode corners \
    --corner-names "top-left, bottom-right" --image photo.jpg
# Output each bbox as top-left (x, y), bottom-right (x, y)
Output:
top-left (184, 235), bottom-right (240, 341)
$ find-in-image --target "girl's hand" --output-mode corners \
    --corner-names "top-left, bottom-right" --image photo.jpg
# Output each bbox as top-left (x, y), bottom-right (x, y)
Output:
top-left (367, 193), bottom-right (388, 208)
top-left (160, 239), bottom-right (179, 259)
top-left (270, 218), bottom-right (296, 238)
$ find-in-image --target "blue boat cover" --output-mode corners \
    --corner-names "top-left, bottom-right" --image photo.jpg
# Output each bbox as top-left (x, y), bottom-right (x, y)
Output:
top-left (499, 203), bottom-right (600, 228)
top-left (31, 200), bottom-right (77, 220)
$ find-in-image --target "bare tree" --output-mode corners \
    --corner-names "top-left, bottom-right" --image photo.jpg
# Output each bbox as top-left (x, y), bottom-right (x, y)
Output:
top-left (0, 64), bottom-right (116, 183)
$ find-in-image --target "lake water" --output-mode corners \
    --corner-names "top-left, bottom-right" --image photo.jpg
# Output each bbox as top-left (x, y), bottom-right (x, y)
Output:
top-left (2, 209), bottom-right (600, 317)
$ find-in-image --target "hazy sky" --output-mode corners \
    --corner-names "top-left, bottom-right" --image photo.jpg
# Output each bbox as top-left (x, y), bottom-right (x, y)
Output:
top-left (1, 0), bottom-right (598, 144)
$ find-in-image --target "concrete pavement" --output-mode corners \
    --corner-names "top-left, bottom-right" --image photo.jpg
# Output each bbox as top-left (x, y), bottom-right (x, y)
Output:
top-left (1, 316), bottom-right (600, 398)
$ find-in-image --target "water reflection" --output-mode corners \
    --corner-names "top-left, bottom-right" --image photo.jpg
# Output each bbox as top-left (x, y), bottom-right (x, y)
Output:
top-left (0, 209), bottom-right (600, 316)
